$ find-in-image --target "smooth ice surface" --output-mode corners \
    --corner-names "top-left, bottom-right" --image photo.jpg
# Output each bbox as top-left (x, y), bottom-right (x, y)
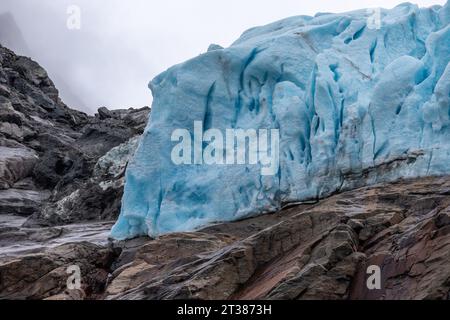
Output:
top-left (111, 2), bottom-right (450, 240)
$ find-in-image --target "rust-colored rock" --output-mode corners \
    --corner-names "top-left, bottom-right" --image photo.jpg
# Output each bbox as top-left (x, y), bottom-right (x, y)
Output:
top-left (105, 176), bottom-right (450, 300)
top-left (1, 176), bottom-right (450, 300)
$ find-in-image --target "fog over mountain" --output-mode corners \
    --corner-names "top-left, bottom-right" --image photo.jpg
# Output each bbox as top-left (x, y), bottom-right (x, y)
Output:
top-left (0, 12), bottom-right (30, 56)
top-left (0, 0), bottom-right (445, 114)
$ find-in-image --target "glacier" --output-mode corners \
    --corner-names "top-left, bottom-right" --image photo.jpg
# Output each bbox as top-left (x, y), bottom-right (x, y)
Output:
top-left (111, 2), bottom-right (450, 240)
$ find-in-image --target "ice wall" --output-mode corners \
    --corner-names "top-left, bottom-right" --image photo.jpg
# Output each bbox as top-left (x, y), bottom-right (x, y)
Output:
top-left (111, 2), bottom-right (450, 239)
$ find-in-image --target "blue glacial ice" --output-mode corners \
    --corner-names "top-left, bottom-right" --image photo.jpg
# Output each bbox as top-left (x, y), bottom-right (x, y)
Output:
top-left (111, 2), bottom-right (450, 240)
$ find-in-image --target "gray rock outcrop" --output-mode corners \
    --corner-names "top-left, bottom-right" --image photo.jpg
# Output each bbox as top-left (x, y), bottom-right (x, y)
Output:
top-left (0, 43), bottom-right (150, 224)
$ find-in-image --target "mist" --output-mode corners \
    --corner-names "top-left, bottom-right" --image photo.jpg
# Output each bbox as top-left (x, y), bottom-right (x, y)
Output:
top-left (0, 0), bottom-right (445, 114)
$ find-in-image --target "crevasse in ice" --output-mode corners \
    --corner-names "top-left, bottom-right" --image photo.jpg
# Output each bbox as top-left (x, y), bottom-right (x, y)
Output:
top-left (111, 2), bottom-right (450, 239)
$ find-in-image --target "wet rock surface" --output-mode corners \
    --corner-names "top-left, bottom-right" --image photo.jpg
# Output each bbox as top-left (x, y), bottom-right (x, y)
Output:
top-left (1, 162), bottom-right (450, 299)
top-left (0, 188), bottom-right (50, 216)
top-left (103, 176), bottom-right (450, 300)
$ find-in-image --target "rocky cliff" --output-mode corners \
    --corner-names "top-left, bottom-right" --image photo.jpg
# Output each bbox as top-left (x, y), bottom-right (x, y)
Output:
top-left (0, 44), bottom-right (150, 226)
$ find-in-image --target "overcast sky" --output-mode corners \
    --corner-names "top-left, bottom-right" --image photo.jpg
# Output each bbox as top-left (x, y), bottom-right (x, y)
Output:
top-left (0, 0), bottom-right (446, 114)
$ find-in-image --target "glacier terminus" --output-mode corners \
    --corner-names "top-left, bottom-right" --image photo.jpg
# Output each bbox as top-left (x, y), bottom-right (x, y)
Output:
top-left (111, 2), bottom-right (450, 240)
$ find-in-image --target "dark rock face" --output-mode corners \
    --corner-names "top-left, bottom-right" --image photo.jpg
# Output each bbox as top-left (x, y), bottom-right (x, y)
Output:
top-left (104, 176), bottom-right (450, 300)
top-left (0, 44), bottom-right (150, 224)
top-left (26, 135), bottom-right (142, 226)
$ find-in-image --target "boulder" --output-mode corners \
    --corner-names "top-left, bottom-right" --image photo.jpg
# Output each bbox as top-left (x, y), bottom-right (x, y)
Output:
top-left (0, 146), bottom-right (38, 190)
top-left (0, 242), bottom-right (118, 300)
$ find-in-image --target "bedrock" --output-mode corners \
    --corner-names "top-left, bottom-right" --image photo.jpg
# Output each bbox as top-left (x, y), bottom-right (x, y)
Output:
top-left (111, 2), bottom-right (450, 239)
